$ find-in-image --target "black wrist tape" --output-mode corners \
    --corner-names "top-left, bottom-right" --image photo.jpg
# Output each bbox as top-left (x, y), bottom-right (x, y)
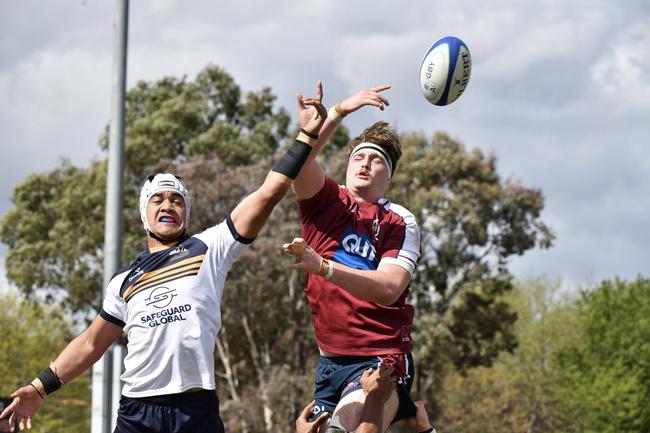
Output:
top-left (419, 428), bottom-right (434, 433)
top-left (299, 128), bottom-right (319, 140)
top-left (37, 367), bottom-right (62, 395)
top-left (271, 139), bottom-right (312, 180)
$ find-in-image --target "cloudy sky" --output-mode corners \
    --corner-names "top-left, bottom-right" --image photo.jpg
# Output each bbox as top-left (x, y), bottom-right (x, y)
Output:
top-left (1, 0), bottom-right (649, 292)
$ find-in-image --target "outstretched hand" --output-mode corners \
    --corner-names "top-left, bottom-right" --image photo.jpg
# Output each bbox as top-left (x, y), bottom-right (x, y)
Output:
top-left (282, 238), bottom-right (323, 275)
top-left (296, 401), bottom-right (329, 433)
top-left (337, 85), bottom-right (391, 116)
top-left (0, 385), bottom-right (44, 431)
top-left (297, 81), bottom-right (328, 137)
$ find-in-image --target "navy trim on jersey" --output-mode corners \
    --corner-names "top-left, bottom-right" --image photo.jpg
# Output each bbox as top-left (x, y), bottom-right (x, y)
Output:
top-left (119, 236), bottom-right (209, 301)
top-left (226, 215), bottom-right (255, 244)
top-left (100, 308), bottom-right (126, 328)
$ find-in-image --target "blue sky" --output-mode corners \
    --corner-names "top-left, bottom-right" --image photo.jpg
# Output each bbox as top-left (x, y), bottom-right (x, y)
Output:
top-left (1, 0), bottom-right (649, 292)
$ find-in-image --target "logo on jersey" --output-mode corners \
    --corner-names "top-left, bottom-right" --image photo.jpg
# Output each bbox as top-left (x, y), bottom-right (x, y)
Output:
top-left (401, 325), bottom-right (411, 343)
top-left (140, 302), bottom-right (192, 328)
top-left (372, 218), bottom-right (380, 241)
top-left (169, 245), bottom-right (189, 259)
top-left (333, 229), bottom-right (378, 270)
top-left (128, 267), bottom-right (144, 282)
top-left (145, 286), bottom-right (177, 308)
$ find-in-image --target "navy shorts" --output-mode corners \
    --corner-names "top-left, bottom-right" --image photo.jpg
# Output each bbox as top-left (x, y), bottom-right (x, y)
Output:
top-left (114, 390), bottom-right (224, 433)
top-left (310, 354), bottom-right (416, 424)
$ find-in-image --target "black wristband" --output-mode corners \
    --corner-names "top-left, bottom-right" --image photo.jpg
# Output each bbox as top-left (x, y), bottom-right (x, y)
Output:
top-left (271, 139), bottom-right (312, 180)
top-left (419, 428), bottom-right (434, 433)
top-left (299, 128), bottom-right (319, 140)
top-left (37, 367), bottom-right (62, 395)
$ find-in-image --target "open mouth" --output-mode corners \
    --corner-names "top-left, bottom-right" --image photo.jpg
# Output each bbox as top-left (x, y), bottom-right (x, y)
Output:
top-left (159, 216), bottom-right (177, 223)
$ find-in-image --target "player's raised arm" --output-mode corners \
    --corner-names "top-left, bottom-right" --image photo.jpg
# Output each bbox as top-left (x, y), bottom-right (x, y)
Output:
top-left (292, 84), bottom-right (392, 201)
top-left (230, 84), bottom-right (327, 239)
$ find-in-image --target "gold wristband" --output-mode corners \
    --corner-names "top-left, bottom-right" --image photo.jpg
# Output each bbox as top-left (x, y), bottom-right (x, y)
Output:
top-left (318, 258), bottom-right (334, 280)
top-left (30, 378), bottom-right (46, 397)
top-left (318, 258), bottom-right (329, 277)
top-left (324, 259), bottom-right (334, 280)
top-left (328, 106), bottom-right (343, 124)
top-left (297, 131), bottom-right (317, 147)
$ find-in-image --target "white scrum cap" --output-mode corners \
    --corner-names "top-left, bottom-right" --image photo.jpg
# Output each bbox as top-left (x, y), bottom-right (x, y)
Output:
top-left (139, 173), bottom-right (191, 233)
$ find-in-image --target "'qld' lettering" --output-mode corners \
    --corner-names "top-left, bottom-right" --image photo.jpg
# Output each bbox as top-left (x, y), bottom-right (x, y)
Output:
top-left (341, 234), bottom-right (376, 262)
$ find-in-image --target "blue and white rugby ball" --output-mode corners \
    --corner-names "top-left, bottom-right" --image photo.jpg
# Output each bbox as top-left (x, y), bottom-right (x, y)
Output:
top-left (419, 36), bottom-right (471, 106)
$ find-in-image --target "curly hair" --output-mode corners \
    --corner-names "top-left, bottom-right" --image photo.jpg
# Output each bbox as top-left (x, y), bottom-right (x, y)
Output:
top-left (347, 121), bottom-right (401, 176)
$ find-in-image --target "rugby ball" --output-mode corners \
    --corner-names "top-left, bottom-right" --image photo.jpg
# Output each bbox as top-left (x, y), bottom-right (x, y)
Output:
top-left (419, 36), bottom-right (471, 106)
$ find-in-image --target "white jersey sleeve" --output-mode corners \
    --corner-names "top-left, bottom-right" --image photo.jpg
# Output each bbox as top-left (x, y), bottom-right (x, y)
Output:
top-left (100, 269), bottom-right (129, 327)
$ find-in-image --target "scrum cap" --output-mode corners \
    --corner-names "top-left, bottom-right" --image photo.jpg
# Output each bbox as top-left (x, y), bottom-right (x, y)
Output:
top-left (139, 173), bottom-right (191, 234)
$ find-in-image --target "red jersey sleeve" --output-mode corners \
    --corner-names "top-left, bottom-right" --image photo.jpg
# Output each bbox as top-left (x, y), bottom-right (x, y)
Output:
top-left (298, 177), bottom-right (341, 224)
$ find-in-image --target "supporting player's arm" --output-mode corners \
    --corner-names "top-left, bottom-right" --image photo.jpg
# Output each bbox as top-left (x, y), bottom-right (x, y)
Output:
top-left (282, 238), bottom-right (411, 306)
top-left (356, 365), bottom-right (396, 433)
top-left (230, 86), bottom-right (327, 239)
top-left (293, 84), bottom-right (391, 201)
top-left (0, 315), bottom-right (123, 431)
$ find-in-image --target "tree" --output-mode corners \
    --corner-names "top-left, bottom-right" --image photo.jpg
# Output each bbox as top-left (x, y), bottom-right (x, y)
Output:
top-left (0, 292), bottom-right (90, 433)
top-left (555, 278), bottom-right (650, 433)
top-left (431, 278), bottom-right (585, 433)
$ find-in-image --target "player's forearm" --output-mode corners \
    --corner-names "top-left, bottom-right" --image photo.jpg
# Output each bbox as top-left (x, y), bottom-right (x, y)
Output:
top-left (231, 134), bottom-right (315, 238)
top-left (356, 392), bottom-right (385, 433)
top-left (327, 263), bottom-right (404, 305)
top-left (53, 328), bottom-right (112, 384)
top-left (310, 115), bottom-right (340, 158)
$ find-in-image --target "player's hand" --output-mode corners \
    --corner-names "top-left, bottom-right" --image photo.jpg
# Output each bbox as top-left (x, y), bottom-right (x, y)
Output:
top-left (296, 401), bottom-right (329, 433)
top-left (360, 364), bottom-right (396, 403)
top-left (406, 400), bottom-right (433, 432)
top-left (297, 81), bottom-right (328, 137)
top-left (0, 385), bottom-right (44, 431)
top-left (282, 238), bottom-right (323, 275)
top-left (337, 85), bottom-right (391, 116)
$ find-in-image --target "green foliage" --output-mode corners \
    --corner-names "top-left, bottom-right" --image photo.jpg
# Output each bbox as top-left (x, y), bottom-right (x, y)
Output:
top-left (434, 278), bottom-right (581, 433)
top-left (0, 292), bottom-right (90, 433)
top-left (555, 278), bottom-right (650, 433)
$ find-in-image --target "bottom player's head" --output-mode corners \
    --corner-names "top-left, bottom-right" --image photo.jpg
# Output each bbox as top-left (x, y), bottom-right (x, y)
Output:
top-left (345, 121), bottom-right (402, 201)
top-left (139, 173), bottom-right (191, 243)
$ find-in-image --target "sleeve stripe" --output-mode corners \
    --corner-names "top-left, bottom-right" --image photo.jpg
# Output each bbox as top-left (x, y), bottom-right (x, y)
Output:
top-left (226, 215), bottom-right (255, 245)
top-left (99, 309), bottom-right (126, 328)
top-left (380, 257), bottom-right (416, 277)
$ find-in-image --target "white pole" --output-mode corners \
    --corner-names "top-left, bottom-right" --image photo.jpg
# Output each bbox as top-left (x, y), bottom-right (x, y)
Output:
top-left (92, 1), bottom-right (128, 432)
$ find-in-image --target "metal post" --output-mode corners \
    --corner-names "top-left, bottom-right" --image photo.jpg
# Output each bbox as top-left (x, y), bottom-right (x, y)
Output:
top-left (91, 1), bottom-right (129, 433)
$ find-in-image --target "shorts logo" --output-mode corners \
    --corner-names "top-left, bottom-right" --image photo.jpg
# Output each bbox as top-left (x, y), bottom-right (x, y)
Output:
top-left (145, 286), bottom-right (177, 308)
top-left (310, 404), bottom-right (327, 417)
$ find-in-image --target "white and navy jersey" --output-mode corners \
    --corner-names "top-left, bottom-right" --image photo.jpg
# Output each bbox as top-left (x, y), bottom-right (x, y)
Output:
top-left (99, 216), bottom-right (253, 398)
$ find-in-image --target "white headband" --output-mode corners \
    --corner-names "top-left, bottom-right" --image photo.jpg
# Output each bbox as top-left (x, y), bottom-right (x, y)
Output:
top-left (348, 142), bottom-right (393, 178)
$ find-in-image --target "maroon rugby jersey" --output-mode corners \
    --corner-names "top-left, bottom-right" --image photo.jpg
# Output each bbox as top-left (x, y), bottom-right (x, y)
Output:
top-left (299, 177), bottom-right (421, 356)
